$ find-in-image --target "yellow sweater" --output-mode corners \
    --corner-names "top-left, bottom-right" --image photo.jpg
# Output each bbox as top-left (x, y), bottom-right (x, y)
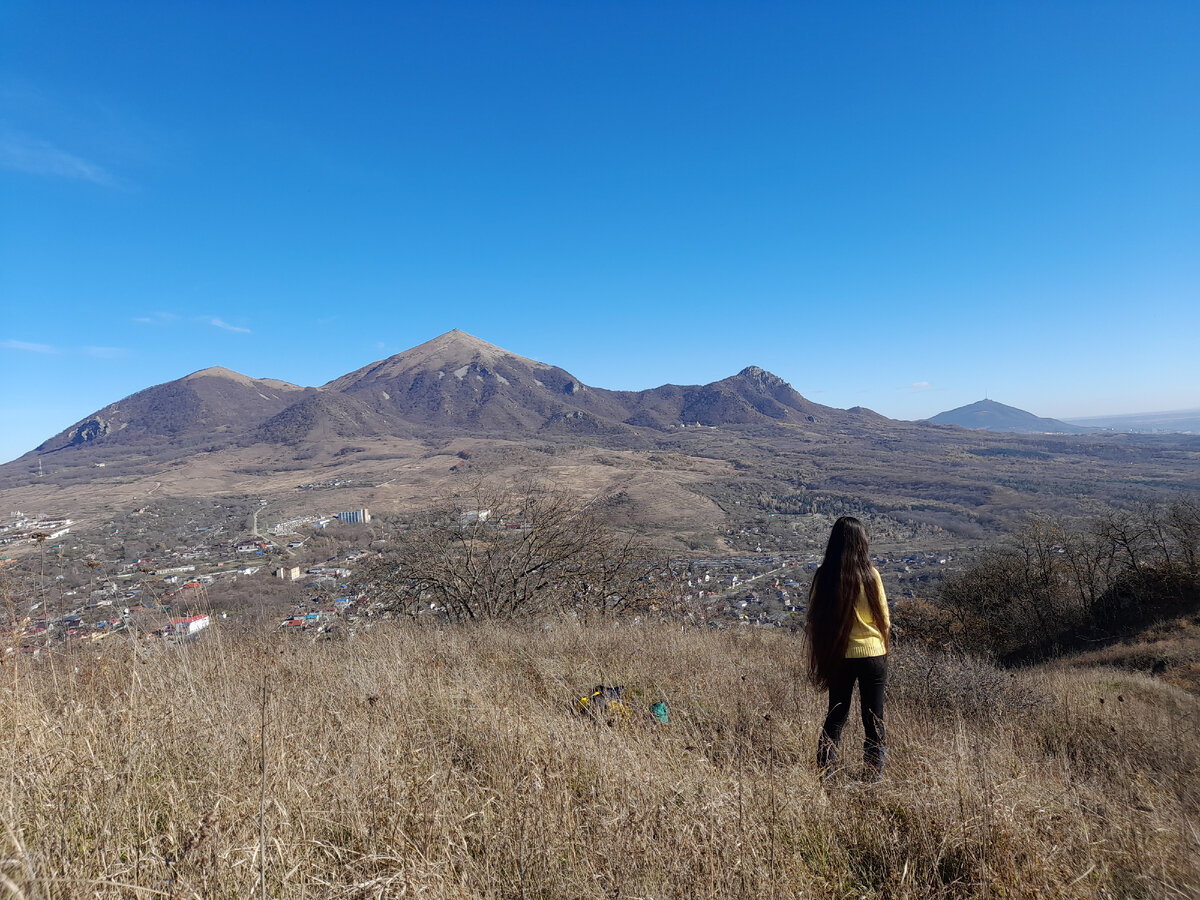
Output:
top-left (809, 567), bottom-right (890, 658)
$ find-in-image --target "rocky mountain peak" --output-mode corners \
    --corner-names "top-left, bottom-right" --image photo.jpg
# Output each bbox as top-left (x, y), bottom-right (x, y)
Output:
top-left (736, 366), bottom-right (789, 391)
top-left (324, 330), bottom-right (545, 392)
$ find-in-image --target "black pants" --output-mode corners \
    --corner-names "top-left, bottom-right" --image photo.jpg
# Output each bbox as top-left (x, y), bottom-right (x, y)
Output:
top-left (818, 654), bottom-right (887, 772)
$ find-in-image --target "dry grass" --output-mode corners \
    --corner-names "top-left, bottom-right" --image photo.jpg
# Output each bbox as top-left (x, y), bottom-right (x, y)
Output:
top-left (1063, 615), bottom-right (1200, 696)
top-left (2, 623), bottom-right (1198, 899)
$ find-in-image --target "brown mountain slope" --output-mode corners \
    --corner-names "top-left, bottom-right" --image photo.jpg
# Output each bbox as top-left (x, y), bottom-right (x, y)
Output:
top-left (325, 330), bottom-right (635, 431)
top-left (33, 367), bottom-right (304, 454)
top-left (619, 366), bottom-right (835, 428)
top-left (252, 390), bottom-right (411, 445)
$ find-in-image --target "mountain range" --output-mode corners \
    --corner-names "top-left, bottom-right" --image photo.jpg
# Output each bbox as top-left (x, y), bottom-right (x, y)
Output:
top-left (26, 329), bottom-right (862, 458)
top-left (25, 331), bottom-right (1185, 458)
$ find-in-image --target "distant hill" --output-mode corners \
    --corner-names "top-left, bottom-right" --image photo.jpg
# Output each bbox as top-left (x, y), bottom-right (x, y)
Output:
top-left (927, 399), bottom-right (1095, 434)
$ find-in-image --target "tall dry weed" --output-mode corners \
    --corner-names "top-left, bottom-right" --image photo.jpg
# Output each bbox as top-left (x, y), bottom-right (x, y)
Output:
top-left (1, 623), bottom-right (1197, 898)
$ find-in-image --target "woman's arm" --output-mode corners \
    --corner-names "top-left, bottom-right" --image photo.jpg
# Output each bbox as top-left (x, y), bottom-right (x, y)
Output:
top-left (873, 568), bottom-right (891, 634)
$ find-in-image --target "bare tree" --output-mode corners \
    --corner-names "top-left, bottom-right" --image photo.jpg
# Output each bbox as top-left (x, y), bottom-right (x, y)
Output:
top-left (1061, 521), bottom-right (1121, 618)
top-left (365, 481), bottom-right (668, 622)
top-left (922, 495), bottom-right (1200, 661)
top-left (1165, 496), bottom-right (1200, 581)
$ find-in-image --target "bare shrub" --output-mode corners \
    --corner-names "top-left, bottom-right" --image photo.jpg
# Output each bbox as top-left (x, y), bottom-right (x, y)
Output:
top-left (889, 643), bottom-right (1047, 722)
top-left (364, 480), bottom-right (668, 621)
top-left (918, 497), bottom-right (1200, 663)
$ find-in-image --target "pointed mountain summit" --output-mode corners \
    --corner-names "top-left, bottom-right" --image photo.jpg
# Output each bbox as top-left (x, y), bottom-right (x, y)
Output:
top-left (618, 365), bottom-right (830, 428)
top-left (324, 330), bottom-right (540, 391)
top-left (709, 366), bottom-right (826, 421)
top-left (928, 399), bottom-right (1093, 434)
top-left (325, 329), bottom-right (631, 431)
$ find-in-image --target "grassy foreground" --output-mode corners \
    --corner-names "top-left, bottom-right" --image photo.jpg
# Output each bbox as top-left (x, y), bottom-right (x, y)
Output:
top-left (2, 623), bottom-right (1198, 899)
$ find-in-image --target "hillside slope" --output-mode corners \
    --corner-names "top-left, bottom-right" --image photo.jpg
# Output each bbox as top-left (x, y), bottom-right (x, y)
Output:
top-left (32, 367), bottom-right (304, 454)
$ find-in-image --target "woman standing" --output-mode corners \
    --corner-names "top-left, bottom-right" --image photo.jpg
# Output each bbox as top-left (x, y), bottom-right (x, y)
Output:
top-left (807, 516), bottom-right (891, 781)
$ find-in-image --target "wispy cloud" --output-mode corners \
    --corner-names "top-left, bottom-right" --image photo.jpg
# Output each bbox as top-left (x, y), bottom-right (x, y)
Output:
top-left (133, 312), bottom-right (180, 325)
top-left (204, 317), bottom-right (252, 334)
top-left (0, 133), bottom-right (115, 186)
top-left (139, 312), bottom-right (250, 333)
top-left (1, 339), bottom-right (57, 354)
top-left (907, 381), bottom-right (933, 391)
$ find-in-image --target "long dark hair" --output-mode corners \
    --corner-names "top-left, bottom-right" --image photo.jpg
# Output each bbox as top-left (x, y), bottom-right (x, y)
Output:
top-left (806, 516), bottom-right (887, 688)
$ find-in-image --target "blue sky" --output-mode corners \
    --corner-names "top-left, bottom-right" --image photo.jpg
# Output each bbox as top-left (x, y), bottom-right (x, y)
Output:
top-left (2, 1), bottom-right (1198, 463)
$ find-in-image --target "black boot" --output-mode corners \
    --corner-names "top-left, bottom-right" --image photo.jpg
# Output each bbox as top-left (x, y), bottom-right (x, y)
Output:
top-left (817, 732), bottom-right (838, 783)
top-left (864, 743), bottom-right (886, 782)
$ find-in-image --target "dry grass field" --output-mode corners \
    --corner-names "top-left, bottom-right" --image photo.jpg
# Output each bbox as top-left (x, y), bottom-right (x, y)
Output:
top-left (1062, 616), bottom-right (1200, 697)
top-left (3, 623), bottom-right (1198, 899)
